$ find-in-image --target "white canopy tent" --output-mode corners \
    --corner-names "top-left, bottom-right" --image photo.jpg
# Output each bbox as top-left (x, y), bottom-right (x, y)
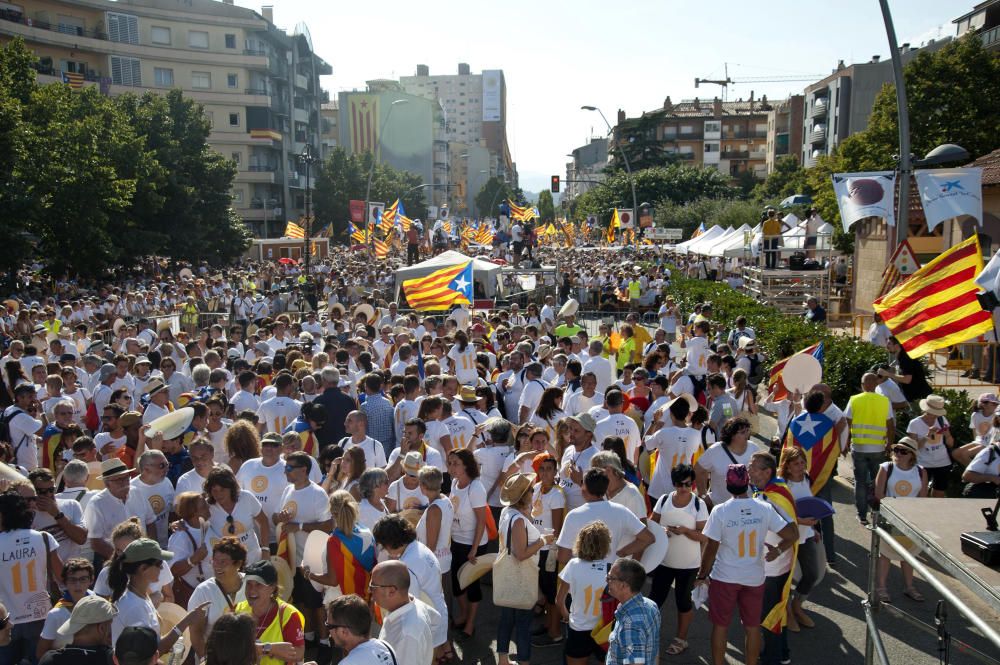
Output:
top-left (676, 225), bottom-right (728, 254)
top-left (687, 226), bottom-right (738, 256)
top-left (393, 250), bottom-right (503, 299)
top-left (704, 224), bottom-right (752, 257)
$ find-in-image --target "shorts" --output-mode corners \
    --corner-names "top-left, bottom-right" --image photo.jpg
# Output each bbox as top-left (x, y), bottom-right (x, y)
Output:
top-left (292, 568), bottom-right (325, 610)
top-left (804, 236), bottom-right (817, 249)
top-left (925, 465), bottom-right (951, 491)
top-left (513, 241), bottom-right (524, 255)
top-left (565, 627), bottom-right (603, 659)
top-left (707, 578), bottom-right (764, 628)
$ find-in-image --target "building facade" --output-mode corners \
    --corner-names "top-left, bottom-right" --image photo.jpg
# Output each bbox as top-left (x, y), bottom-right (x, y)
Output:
top-left (765, 95), bottom-right (804, 173)
top-left (0, 0), bottom-right (331, 239)
top-left (953, 0), bottom-right (1000, 52)
top-left (564, 137), bottom-right (607, 204)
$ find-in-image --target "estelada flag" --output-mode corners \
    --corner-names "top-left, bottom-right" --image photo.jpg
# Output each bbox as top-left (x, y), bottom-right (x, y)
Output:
top-left (874, 234), bottom-right (994, 358)
top-left (326, 528), bottom-right (375, 601)
top-left (373, 238), bottom-right (390, 259)
top-left (284, 221), bottom-right (305, 239)
top-left (403, 261), bottom-right (473, 311)
top-left (783, 410), bottom-right (838, 494)
top-left (767, 342), bottom-right (823, 401)
top-left (756, 479), bottom-right (798, 633)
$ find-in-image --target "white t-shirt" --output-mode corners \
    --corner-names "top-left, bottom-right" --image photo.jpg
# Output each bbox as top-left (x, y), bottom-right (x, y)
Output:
top-left (167, 525), bottom-right (213, 590)
top-left (188, 574), bottom-right (246, 636)
top-left (609, 482), bottom-right (646, 520)
top-left (970, 411), bottom-right (994, 444)
top-left (129, 476), bottom-right (175, 547)
top-left (230, 390), bottom-right (260, 416)
top-left (966, 444), bottom-right (1000, 477)
top-left (423, 421), bottom-right (451, 467)
top-left (93, 431), bottom-right (126, 455)
top-left (278, 482), bottom-right (332, 567)
top-left (685, 336), bottom-right (710, 377)
top-left (84, 488), bottom-right (155, 545)
top-left (416, 496), bottom-right (454, 573)
top-left (907, 415), bottom-right (952, 468)
top-left (447, 346), bottom-right (479, 385)
top-left (696, 442), bottom-right (758, 505)
top-left (39, 591), bottom-right (95, 650)
top-left (175, 468), bottom-right (211, 496)
top-left (653, 492), bottom-right (709, 569)
top-left (32, 498), bottom-right (86, 562)
top-left (559, 444), bottom-right (599, 511)
top-left (341, 639), bottom-right (398, 665)
top-left (386, 446), bottom-right (444, 474)
top-left (702, 497), bottom-right (788, 586)
top-left (388, 478), bottom-right (427, 511)
top-left (2, 407), bottom-right (41, 470)
top-left (558, 557), bottom-right (610, 631)
top-left (449, 479), bottom-right (488, 546)
top-left (517, 378), bottom-right (547, 419)
top-left (112, 589), bottom-right (158, 645)
top-left (394, 399), bottom-right (420, 444)
top-left (645, 426), bottom-right (701, 498)
top-left (340, 436), bottom-right (388, 469)
top-left (582, 356), bottom-right (614, 395)
top-left (236, 458), bottom-right (290, 526)
top-left (256, 396), bottom-right (302, 434)
top-left (443, 414), bottom-right (477, 450)
top-left (208, 490), bottom-right (265, 563)
top-left (593, 413), bottom-right (641, 462)
top-left (530, 484), bottom-right (566, 551)
top-left (0, 529), bottom-right (59, 623)
top-left (358, 499), bottom-right (389, 531)
top-left (473, 445), bottom-right (513, 507)
top-left (555, 500), bottom-right (645, 565)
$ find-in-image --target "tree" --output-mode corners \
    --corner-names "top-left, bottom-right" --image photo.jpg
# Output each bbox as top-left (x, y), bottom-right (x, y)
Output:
top-left (0, 40), bottom-right (34, 285)
top-left (312, 148), bottom-right (426, 240)
top-left (537, 190), bottom-right (555, 222)
top-left (474, 176), bottom-right (514, 218)
top-left (752, 155), bottom-right (811, 203)
top-left (611, 112), bottom-right (680, 171)
top-left (654, 198), bottom-right (760, 239)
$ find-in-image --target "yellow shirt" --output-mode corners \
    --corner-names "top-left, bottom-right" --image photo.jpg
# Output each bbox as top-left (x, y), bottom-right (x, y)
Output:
top-left (763, 218), bottom-right (782, 238)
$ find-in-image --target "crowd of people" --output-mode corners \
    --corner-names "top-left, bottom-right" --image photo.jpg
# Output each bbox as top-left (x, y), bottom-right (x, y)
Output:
top-left (0, 244), bottom-right (997, 665)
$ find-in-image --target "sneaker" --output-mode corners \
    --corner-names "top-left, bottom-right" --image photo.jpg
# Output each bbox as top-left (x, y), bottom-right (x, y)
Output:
top-left (531, 633), bottom-right (564, 647)
top-left (857, 515), bottom-right (869, 526)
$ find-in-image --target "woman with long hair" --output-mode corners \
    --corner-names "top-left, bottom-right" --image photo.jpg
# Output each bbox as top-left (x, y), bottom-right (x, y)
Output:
top-left (235, 559), bottom-right (305, 665)
top-left (600, 436), bottom-right (640, 487)
top-left (874, 438), bottom-right (928, 603)
top-left (448, 330), bottom-right (478, 386)
top-left (447, 448), bottom-right (489, 639)
top-left (778, 448), bottom-right (825, 630)
top-left (205, 467), bottom-right (270, 564)
top-left (417, 396), bottom-right (453, 464)
top-left (109, 538), bottom-right (208, 647)
top-left (531, 453), bottom-right (565, 644)
top-left (205, 613), bottom-right (258, 665)
top-left (305, 491), bottom-right (375, 604)
top-left (224, 420), bottom-right (261, 474)
top-left (530, 387), bottom-right (565, 442)
top-left (728, 368), bottom-right (757, 421)
top-left (167, 491), bottom-right (212, 608)
top-left (323, 446), bottom-right (365, 499)
top-left (188, 537), bottom-right (248, 661)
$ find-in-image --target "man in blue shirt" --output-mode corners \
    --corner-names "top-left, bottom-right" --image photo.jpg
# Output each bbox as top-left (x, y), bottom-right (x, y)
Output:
top-left (360, 373), bottom-right (395, 456)
top-left (607, 557), bottom-right (660, 665)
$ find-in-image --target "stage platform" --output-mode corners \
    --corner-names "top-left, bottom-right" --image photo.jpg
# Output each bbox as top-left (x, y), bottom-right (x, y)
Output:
top-left (741, 265), bottom-right (831, 316)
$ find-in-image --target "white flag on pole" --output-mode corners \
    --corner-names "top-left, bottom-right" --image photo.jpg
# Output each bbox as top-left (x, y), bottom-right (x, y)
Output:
top-left (831, 172), bottom-right (897, 231)
top-left (914, 168), bottom-right (983, 232)
top-left (975, 248), bottom-right (1000, 298)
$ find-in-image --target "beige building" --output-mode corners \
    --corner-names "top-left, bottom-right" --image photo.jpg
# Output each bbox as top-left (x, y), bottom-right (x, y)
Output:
top-left (0, 0), bottom-right (330, 238)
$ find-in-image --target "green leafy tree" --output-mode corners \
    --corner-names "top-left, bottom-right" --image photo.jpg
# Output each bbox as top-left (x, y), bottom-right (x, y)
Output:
top-left (611, 113), bottom-right (679, 171)
top-left (312, 148), bottom-right (425, 240)
top-left (537, 189), bottom-right (555, 222)
top-left (474, 176), bottom-right (514, 218)
top-left (752, 155), bottom-right (812, 203)
top-left (0, 40), bottom-right (34, 284)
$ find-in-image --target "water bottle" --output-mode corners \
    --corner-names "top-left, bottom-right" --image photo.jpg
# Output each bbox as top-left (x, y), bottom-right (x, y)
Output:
top-left (169, 634), bottom-right (185, 665)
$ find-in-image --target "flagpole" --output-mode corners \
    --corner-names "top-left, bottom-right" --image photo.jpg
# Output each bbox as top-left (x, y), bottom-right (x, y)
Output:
top-left (878, 0), bottom-right (912, 250)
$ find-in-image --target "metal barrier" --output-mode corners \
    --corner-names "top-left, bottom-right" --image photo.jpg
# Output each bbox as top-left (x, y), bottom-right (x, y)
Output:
top-left (854, 314), bottom-right (873, 339)
top-left (925, 341), bottom-right (1000, 391)
top-left (864, 510), bottom-right (1000, 665)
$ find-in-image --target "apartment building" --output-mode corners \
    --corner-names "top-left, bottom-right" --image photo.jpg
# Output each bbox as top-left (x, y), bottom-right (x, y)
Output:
top-left (0, 0), bottom-right (331, 238)
top-left (400, 63), bottom-right (517, 213)
top-left (614, 95), bottom-right (778, 180)
top-left (953, 0), bottom-right (1000, 51)
top-left (564, 137), bottom-right (607, 204)
top-left (765, 95), bottom-right (804, 173)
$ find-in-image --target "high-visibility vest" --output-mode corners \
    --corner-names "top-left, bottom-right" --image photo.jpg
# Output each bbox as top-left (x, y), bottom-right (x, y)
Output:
top-left (42, 319), bottom-right (61, 334)
top-left (236, 600), bottom-right (303, 665)
top-left (847, 391), bottom-right (891, 452)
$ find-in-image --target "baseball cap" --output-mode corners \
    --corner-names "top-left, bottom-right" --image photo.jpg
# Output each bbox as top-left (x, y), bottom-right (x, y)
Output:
top-left (56, 595), bottom-right (117, 638)
top-left (115, 626), bottom-right (159, 665)
top-left (122, 538), bottom-right (173, 563)
top-left (244, 559), bottom-right (278, 587)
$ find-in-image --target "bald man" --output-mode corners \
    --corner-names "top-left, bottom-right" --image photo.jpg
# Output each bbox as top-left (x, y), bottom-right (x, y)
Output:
top-left (372, 560), bottom-right (440, 665)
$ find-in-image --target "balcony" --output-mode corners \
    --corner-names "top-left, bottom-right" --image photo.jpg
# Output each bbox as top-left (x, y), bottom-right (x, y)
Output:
top-left (1, 8), bottom-right (108, 40)
top-left (245, 87), bottom-right (269, 97)
top-left (981, 25), bottom-right (1000, 49)
top-left (809, 126), bottom-right (827, 144)
top-left (244, 47), bottom-right (267, 57)
top-left (676, 152), bottom-right (696, 160)
top-left (749, 150), bottom-right (766, 160)
top-left (238, 169), bottom-right (276, 184)
top-left (722, 150), bottom-right (749, 159)
top-left (809, 99), bottom-right (828, 118)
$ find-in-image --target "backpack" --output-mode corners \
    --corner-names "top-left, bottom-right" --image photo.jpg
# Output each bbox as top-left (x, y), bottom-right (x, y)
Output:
top-left (0, 407), bottom-right (24, 446)
top-left (747, 354), bottom-right (764, 386)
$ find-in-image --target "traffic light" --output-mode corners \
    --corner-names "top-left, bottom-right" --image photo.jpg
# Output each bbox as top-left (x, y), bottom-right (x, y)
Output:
top-left (550, 175), bottom-right (560, 193)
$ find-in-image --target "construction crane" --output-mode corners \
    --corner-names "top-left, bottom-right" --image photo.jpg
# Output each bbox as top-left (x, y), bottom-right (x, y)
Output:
top-left (695, 63), bottom-right (823, 99)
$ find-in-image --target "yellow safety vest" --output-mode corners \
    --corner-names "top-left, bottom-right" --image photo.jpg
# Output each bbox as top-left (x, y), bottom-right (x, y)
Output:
top-left (628, 280), bottom-right (641, 299)
top-left (42, 319), bottom-right (61, 334)
top-left (847, 392), bottom-right (891, 452)
top-left (237, 600), bottom-right (303, 665)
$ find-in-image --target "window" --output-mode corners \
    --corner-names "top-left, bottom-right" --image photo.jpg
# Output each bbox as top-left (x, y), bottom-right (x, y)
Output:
top-left (110, 56), bottom-right (141, 86)
top-left (229, 112), bottom-right (240, 127)
top-left (154, 67), bottom-right (174, 86)
top-left (151, 26), bottom-right (171, 45)
top-left (227, 73), bottom-right (238, 88)
top-left (107, 12), bottom-right (139, 44)
top-left (61, 60), bottom-right (87, 75)
top-left (191, 71), bottom-right (211, 89)
top-left (205, 111), bottom-right (214, 127)
top-left (704, 121), bottom-right (721, 133)
top-left (704, 143), bottom-right (719, 152)
top-left (231, 152), bottom-right (241, 165)
top-left (224, 33), bottom-right (236, 49)
top-left (189, 30), bottom-right (209, 49)
top-left (232, 189), bottom-right (244, 203)
top-left (680, 125), bottom-right (693, 135)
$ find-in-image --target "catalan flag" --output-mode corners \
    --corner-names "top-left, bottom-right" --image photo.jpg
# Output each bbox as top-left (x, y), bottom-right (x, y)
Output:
top-left (62, 71), bottom-right (84, 88)
top-left (606, 209), bottom-right (620, 244)
top-left (755, 479), bottom-right (799, 633)
top-left (275, 524), bottom-right (295, 570)
top-left (475, 225), bottom-right (494, 245)
top-left (783, 410), bottom-right (838, 494)
top-left (284, 221), bottom-right (305, 239)
top-left (403, 261), bottom-right (473, 311)
top-left (283, 416), bottom-right (317, 456)
top-left (691, 222), bottom-right (706, 239)
top-left (374, 237), bottom-right (390, 259)
top-left (349, 223), bottom-right (365, 244)
top-left (326, 528), bottom-right (375, 601)
top-left (507, 199), bottom-right (538, 222)
top-left (767, 342), bottom-right (823, 401)
top-left (874, 234), bottom-right (993, 358)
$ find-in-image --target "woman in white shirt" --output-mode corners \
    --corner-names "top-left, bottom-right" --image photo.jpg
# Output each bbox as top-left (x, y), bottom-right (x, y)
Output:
top-left (446, 448), bottom-right (489, 639)
top-left (447, 331), bottom-right (479, 386)
top-left (530, 453), bottom-right (565, 644)
top-left (167, 492), bottom-right (212, 608)
top-left (873, 438), bottom-right (928, 603)
top-left (109, 538), bottom-right (208, 648)
top-left (416, 466), bottom-right (454, 577)
top-left (417, 397), bottom-right (453, 467)
top-left (495, 474), bottom-right (554, 665)
top-left (777, 448), bottom-right (824, 631)
top-left (650, 463), bottom-right (707, 656)
top-left (356, 468), bottom-right (390, 530)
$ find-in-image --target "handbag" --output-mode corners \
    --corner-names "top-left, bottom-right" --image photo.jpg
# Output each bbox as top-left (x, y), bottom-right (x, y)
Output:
top-left (493, 514), bottom-right (539, 610)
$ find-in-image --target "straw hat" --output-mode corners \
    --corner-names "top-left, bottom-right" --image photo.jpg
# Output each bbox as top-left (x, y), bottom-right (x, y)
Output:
top-left (500, 473), bottom-right (536, 506)
top-left (457, 386), bottom-right (480, 404)
top-left (457, 553), bottom-right (498, 590)
top-left (352, 303), bottom-right (375, 324)
top-left (557, 298), bottom-right (579, 319)
top-left (918, 395), bottom-right (947, 417)
top-left (98, 458), bottom-right (132, 480)
top-left (156, 603), bottom-right (192, 664)
top-left (112, 318), bottom-right (126, 335)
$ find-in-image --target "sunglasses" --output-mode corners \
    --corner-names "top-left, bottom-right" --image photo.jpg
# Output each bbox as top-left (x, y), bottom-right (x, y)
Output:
top-left (892, 447), bottom-right (913, 455)
top-left (324, 623), bottom-right (346, 631)
top-left (226, 515), bottom-right (236, 534)
top-left (35, 487), bottom-right (55, 495)
top-left (369, 581), bottom-right (395, 591)
top-left (284, 465), bottom-right (305, 473)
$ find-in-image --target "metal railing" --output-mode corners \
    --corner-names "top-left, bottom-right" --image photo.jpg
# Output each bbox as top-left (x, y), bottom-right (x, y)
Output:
top-left (865, 512), bottom-right (1000, 665)
top-left (1, 9), bottom-right (108, 40)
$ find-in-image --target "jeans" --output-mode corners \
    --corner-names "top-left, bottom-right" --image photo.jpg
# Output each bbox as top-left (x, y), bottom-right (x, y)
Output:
top-left (815, 480), bottom-right (837, 561)
top-left (761, 573), bottom-right (790, 665)
top-left (497, 606), bottom-right (532, 661)
top-left (0, 620), bottom-right (44, 665)
top-left (795, 539), bottom-right (823, 597)
top-left (853, 451), bottom-right (885, 520)
top-left (764, 238), bottom-right (779, 269)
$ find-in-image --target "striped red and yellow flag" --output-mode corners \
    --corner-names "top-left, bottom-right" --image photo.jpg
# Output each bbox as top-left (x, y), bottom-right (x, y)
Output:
top-left (275, 525), bottom-right (295, 569)
top-left (402, 261), bottom-right (472, 311)
top-left (374, 238), bottom-right (390, 259)
top-left (62, 71), bottom-right (85, 88)
top-left (349, 223), bottom-right (365, 244)
top-left (874, 234), bottom-right (993, 358)
top-left (475, 226), bottom-right (493, 245)
top-left (284, 221), bottom-right (305, 239)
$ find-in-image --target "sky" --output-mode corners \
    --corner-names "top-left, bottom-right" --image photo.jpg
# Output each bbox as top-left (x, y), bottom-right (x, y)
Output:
top-left (235, 0), bottom-right (963, 192)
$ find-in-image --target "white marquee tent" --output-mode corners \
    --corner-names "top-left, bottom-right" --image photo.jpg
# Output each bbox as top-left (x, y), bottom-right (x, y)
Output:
top-left (393, 250), bottom-right (503, 300)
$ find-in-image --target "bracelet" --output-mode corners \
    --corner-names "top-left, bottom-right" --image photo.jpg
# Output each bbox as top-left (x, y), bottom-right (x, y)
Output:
top-left (172, 626), bottom-right (183, 638)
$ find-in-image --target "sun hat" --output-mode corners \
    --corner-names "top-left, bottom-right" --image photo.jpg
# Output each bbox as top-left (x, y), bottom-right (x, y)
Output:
top-left (568, 412), bottom-right (597, 433)
top-left (500, 472), bottom-right (536, 506)
top-left (403, 451), bottom-right (424, 476)
top-left (457, 386), bottom-right (480, 403)
top-left (978, 393), bottom-right (1000, 405)
top-left (893, 437), bottom-right (919, 454)
top-left (918, 395), bottom-right (947, 417)
top-left (56, 595), bottom-right (117, 638)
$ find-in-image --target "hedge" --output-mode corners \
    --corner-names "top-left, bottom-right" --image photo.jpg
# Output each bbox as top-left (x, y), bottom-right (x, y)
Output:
top-left (666, 273), bottom-right (975, 424)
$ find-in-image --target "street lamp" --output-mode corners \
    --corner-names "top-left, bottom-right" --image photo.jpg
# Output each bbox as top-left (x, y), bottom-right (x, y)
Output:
top-left (262, 197), bottom-right (278, 238)
top-left (297, 144), bottom-right (318, 275)
top-left (894, 142), bottom-right (970, 247)
top-left (365, 98), bottom-right (408, 251)
top-left (582, 105), bottom-right (639, 249)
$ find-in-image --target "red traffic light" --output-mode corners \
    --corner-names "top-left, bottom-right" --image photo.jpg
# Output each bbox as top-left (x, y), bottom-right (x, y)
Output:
top-left (550, 175), bottom-right (560, 193)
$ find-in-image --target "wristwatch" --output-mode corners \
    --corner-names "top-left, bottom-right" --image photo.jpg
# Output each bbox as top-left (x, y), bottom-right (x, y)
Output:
top-left (263, 644), bottom-right (272, 656)
top-left (53, 512), bottom-right (65, 521)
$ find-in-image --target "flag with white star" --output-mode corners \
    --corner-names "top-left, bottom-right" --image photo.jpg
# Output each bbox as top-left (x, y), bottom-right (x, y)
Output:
top-left (784, 410), bottom-right (838, 494)
top-left (402, 261), bottom-right (473, 311)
